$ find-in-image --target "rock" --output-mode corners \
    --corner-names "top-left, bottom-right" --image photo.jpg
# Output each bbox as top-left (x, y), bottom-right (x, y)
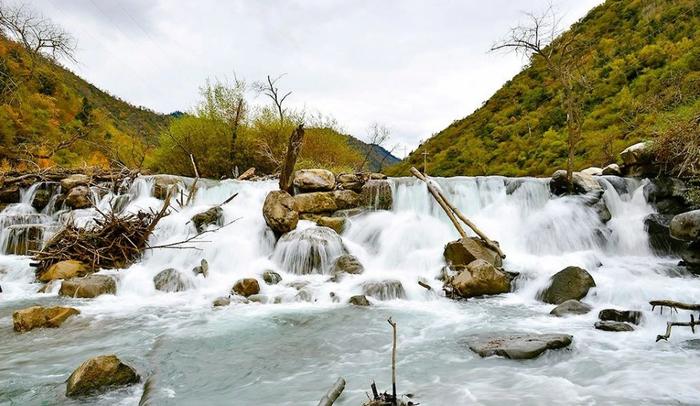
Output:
top-left (12, 306), bottom-right (80, 332)
top-left (60, 174), bottom-right (90, 191)
top-left (65, 186), bottom-right (92, 209)
top-left (0, 185), bottom-right (20, 203)
top-left (3, 224), bottom-right (44, 255)
top-left (550, 170), bottom-right (602, 196)
top-left (680, 241), bottom-right (700, 269)
top-left (65, 355), bottom-right (139, 397)
top-left (682, 339), bottom-right (700, 350)
top-left (316, 216), bottom-right (345, 234)
top-left (274, 227), bottom-right (347, 274)
top-left (262, 190), bottom-right (299, 236)
top-left (349, 295), bottom-right (370, 306)
top-left (336, 173), bottom-right (366, 191)
top-left (360, 179), bottom-right (393, 210)
top-left (369, 173), bottom-right (387, 180)
top-left (643, 177), bottom-right (691, 215)
top-left (248, 293), bottom-right (270, 303)
top-left (262, 271), bottom-right (282, 285)
top-left (237, 167), bottom-right (256, 180)
top-left (153, 268), bottom-right (193, 292)
top-left (331, 255), bottom-right (365, 276)
top-left (191, 207), bottom-right (223, 233)
top-left (467, 333), bottom-right (573, 360)
top-left (152, 174), bottom-right (183, 200)
top-left (670, 210), bottom-right (700, 242)
top-left (450, 259), bottom-right (510, 298)
top-left (594, 321), bottom-right (634, 332)
top-left (602, 164), bottom-right (622, 176)
top-left (581, 167), bottom-right (603, 176)
top-left (592, 199), bottom-right (611, 223)
top-left (550, 299), bottom-right (592, 317)
top-left (331, 208), bottom-right (367, 218)
top-left (31, 189), bottom-right (52, 211)
top-left (361, 280), bottom-right (405, 300)
top-left (59, 275), bottom-right (117, 298)
top-left (293, 169), bottom-right (336, 192)
top-left (645, 213), bottom-right (685, 255)
top-left (231, 278), bottom-right (260, 297)
top-left (192, 259), bottom-right (209, 278)
top-left (212, 296), bottom-right (231, 307)
top-left (39, 260), bottom-right (91, 282)
top-left (620, 141), bottom-right (653, 166)
top-left (444, 237), bottom-right (503, 268)
top-left (538, 266), bottom-right (596, 304)
top-left (294, 190), bottom-right (361, 214)
top-left (598, 309), bottom-right (643, 325)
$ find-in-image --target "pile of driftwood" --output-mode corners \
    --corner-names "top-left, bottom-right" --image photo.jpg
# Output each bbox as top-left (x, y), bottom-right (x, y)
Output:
top-left (31, 195), bottom-right (171, 277)
top-left (1, 166), bottom-right (138, 191)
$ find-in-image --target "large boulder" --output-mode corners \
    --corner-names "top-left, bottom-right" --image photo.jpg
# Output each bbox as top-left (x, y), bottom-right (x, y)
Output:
top-left (537, 266), bottom-right (596, 304)
top-left (644, 178), bottom-right (691, 215)
top-left (670, 210), bottom-right (700, 242)
top-left (450, 259), bottom-right (511, 298)
top-left (39, 260), bottom-right (91, 282)
top-left (331, 255), bottom-right (365, 276)
top-left (349, 294), bottom-right (370, 306)
top-left (66, 355), bottom-right (139, 397)
top-left (191, 207), bottom-right (223, 233)
top-left (680, 241), bottom-right (700, 270)
top-left (153, 268), bottom-right (193, 292)
top-left (467, 333), bottom-right (573, 360)
top-left (550, 170), bottom-right (602, 196)
top-left (645, 213), bottom-right (685, 255)
top-left (620, 142), bottom-right (655, 176)
top-left (550, 300), bottom-right (592, 317)
top-left (336, 173), bottom-right (366, 191)
top-left (293, 169), bottom-right (336, 192)
top-left (59, 275), bottom-right (117, 298)
top-left (444, 237), bottom-right (502, 268)
top-left (65, 186), bottom-right (92, 209)
top-left (262, 190), bottom-right (299, 236)
top-left (598, 309), bottom-right (643, 325)
top-left (60, 174), bottom-right (90, 191)
top-left (361, 280), bottom-right (405, 300)
top-left (231, 278), bottom-right (260, 297)
top-left (602, 164), bottom-right (622, 176)
top-left (360, 179), bottom-right (393, 210)
top-left (12, 306), bottom-right (80, 332)
top-left (294, 190), bottom-right (361, 214)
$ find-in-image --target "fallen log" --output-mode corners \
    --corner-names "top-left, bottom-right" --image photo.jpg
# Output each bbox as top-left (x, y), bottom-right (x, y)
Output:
top-left (317, 377), bottom-right (346, 406)
top-left (650, 300), bottom-right (700, 313)
top-left (410, 167), bottom-right (505, 258)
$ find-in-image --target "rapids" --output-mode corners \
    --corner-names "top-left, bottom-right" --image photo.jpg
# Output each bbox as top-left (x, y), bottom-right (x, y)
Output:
top-left (1, 175), bottom-right (699, 405)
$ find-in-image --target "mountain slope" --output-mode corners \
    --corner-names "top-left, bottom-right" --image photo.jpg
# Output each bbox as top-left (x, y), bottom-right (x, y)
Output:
top-left (389, 0), bottom-right (700, 177)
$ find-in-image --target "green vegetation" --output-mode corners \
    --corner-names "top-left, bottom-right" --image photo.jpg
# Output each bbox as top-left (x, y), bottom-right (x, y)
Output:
top-left (390, 0), bottom-right (700, 177)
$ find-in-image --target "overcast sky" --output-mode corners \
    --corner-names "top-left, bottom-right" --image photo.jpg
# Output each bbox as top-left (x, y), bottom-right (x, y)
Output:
top-left (29, 0), bottom-right (602, 157)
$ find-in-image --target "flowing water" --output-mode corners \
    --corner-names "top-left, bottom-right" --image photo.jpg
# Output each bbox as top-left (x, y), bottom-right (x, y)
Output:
top-left (1, 175), bottom-right (699, 405)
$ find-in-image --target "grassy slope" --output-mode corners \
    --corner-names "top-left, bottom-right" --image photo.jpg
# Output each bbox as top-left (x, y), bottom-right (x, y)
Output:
top-left (389, 0), bottom-right (700, 177)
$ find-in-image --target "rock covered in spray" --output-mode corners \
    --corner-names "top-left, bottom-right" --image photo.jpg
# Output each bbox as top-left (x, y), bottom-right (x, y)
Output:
top-left (65, 355), bottom-right (139, 397)
top-left (538, 266), bottom-right (596, 304)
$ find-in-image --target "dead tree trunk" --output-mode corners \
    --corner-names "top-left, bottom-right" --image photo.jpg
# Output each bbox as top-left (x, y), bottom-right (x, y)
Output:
top-left (279, 124), bottom-right (305, 194)
top-left (410, 167), bottom-right (505, 258)
top-left (317, 377), bottom-right (346, 406)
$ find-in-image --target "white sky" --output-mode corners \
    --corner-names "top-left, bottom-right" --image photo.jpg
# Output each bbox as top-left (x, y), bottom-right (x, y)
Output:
top-left (28, 0), bottom-right (602, 157)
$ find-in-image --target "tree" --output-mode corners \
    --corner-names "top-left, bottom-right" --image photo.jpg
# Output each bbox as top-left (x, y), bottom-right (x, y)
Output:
top-left (491, 6), bottom-right (589, 190)
top-left (358, 122), bottom-right (391, 172)
top-left (253, 74), bottom-right (292, 124)
top-left (0, 2), bottom-right (76, 64)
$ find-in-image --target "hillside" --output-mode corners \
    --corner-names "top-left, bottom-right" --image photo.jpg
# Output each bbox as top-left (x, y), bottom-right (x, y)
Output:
top-left (389, 0), bottom-right (700, 177)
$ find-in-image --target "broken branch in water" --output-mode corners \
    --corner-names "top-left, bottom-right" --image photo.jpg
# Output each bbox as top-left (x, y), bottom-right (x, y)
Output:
top-left (146, 219), bottom-right (240, 250)
top-left (650, 300), bottom-right (700, 314)
top-left (409, 167), bottom-right (505, 258)
top-left (317, 377), bottom-right (345, 406)
top-left (656, 314), bottom-right (699, 342)
top-left (387, 317), bottom-right (398, 406)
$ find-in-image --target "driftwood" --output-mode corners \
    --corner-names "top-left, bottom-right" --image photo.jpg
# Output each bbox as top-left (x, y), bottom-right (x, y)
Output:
top-left (409, 167), bottom-right (505, 258)
top-left (317, 377), bottom-right (345, 406)
top-left (650, 300), bottom-right (700, 342)
top-left (388, 317), bottom-right (398, 406)
top-left (279, 124), bottom-right (305, 194)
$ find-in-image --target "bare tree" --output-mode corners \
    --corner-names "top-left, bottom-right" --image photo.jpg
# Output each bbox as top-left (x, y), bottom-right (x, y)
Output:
top-left (0, 2), bottom-right (76, 64)
top-left (253, 74), bottom-right (292, 124)
top-left (358, 122), bottom-right (391, 172)
top-left (491, 5), bottom-right (589, 192)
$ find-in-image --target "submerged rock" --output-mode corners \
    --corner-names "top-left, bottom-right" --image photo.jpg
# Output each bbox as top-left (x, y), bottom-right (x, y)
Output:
top-left (31, 189), bottom-right (52, 211)
top-left (66, 355), bottom-right (139, 397)
top-left (192, 259), bottom-right (209, 278)
top-left (293, 169), bottom-right (336, 192)
top-left (273, 227), bottom-right (347, 275)
top-left (550, 300), bottom-right (592, 317)
top-left (450, 259), bottom-right (510, 298)
top-left (467, 333), bottom-right (573, 360)
top-left (594, 321), bottom-right (634, 332)
top-left (349, 295), bottom-right (370, 306)
top-left (153, 268), bottom-right (193, 292)
top-left (538, 266), bottom-right (596, 304)
top-left (3, 224), bottom-right (45, 255)
top-left (444, 237), bottom-right (502, 268)
top-left (262, 270), bottom-right (282, 285)
top-left (59, 275), bottom-right (117, 298)
top-left (65, 185), bottom-right (92, 209)
top-left (191, 207), bottom-right (223, 233)
top-left (262, 190), bottom-right (299, 237)
top-left (360, 179), bottom-right (393, 210)
top-left (331, 255), bottom-right (365, 277)
top-left (645, 213), bottom-right (685, 255)
top-left (231, 278), bottom-right (260, 297)
top-left (12, 306), bottom-right (80, 332)
top-left (39, 260), bottom-right (91, 282)
top-left (361, 280), bottom-right (405, 300)
top-left (598, 309), bottom-right (642, 325)
top-left (212, 296), bottom-right (231, 307)
top-left (644, 177), bottom-right (691, 215)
